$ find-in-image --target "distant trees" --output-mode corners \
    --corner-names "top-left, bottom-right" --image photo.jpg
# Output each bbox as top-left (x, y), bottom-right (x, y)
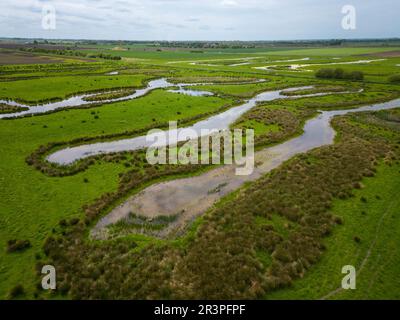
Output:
top-left (19, 47), bottom-right (122, 60)
top-left (315, 68), bottom-right (364, 81)
top-left (87, 53), bottom-right (122, 60)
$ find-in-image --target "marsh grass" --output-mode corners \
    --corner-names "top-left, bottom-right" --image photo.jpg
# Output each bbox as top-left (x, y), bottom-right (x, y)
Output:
top-left (109, 213), bottom-right (179, 236)
top-left (0, 103), bottom-right (29, 114)
top-left (38, 107), bottom-right (400, 299)
top-left (2, 50), bottom-right (400, 299)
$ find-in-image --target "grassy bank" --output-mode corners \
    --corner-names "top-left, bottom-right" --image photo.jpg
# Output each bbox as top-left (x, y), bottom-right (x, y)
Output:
top-left (267, 162), bottom-right (400, 299)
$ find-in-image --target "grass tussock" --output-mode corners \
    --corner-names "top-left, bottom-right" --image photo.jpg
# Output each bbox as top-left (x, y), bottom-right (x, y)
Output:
top-left (6, 239), bottom-right (31, 253)
top-left (0, 103), bottom-right (28, 114)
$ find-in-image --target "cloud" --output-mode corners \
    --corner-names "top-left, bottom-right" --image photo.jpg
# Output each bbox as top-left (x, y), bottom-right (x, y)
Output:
top-left (185, 17), bottom-right (200, 22)
top-left (0, 0), bottom-right (398, 40)
top-left (220, 0), bottom-right (238, 7)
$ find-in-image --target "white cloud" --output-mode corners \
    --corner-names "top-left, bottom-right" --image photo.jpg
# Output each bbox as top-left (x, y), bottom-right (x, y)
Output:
top-left (0, 0), bottom-right (398, 40)
top-left (221, 0), bottom-right (239, 7)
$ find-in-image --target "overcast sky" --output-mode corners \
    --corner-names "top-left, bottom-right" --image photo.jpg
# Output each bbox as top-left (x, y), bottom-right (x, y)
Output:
top-left (0, 0), bottom-right (399, 40)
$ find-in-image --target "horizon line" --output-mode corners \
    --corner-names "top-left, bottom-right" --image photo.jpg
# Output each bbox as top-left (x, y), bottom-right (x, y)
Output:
top-left (1, 37), bottom-right (399, 43)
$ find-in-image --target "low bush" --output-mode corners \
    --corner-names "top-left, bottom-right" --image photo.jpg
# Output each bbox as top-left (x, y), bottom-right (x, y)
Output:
top-left (6, 239), bottom-right (31, 253)
top-left (8, 284), bottom-right (25, 299)
top-left (388, 74), bottom-right (400, 83)
top-left (315, 68), bottom-right (364, 81)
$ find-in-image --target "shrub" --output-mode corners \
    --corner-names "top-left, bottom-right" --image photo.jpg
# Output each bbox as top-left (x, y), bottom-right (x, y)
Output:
top-left (349, 71), bottom-right (364, 81)
top-left (388, 74), bottom-right (400, 83)
top-left (315, 68), bottom-right (335, 79)
top-left (6, 239), bottom-right (31, 253)
top-left (333, 216), bottom-right (343, 225)
top-left (8, 284), bottom-right (25, 299)
top-left (69, 218), bottom-right (80, 226)
top-left (315, 68), bottom-right (364, 81)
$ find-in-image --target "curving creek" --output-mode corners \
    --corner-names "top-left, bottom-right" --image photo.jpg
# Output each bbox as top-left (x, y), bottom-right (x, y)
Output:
top-left (0, 78), bottom-right (215, 119)
top-left (91, 97), bottom-right (400, 239)
top-left (1, 77), bottom-right (399, 239)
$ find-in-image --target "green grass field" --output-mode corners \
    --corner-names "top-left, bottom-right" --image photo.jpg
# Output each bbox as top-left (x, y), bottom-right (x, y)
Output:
top-left (0, 45), bottom-right (400, 299)
top-left (0, 74), bottom-right (153, 103)
top-left (267, 162), bottom-right (400, 299)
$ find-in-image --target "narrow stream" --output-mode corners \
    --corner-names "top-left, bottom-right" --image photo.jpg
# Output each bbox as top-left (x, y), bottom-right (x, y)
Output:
top-left (47, 85), bottom-right (355, 165)
top-left (4, 74), bottom-right (398, 239)
top-left (254, 59), bottom-right (386, 71)
top-left (0, 78), bottom-right (217, 119)
top-left (91, 97), bottom-right (400, 239)
top-left (89, 92), bottom-right (400, 239)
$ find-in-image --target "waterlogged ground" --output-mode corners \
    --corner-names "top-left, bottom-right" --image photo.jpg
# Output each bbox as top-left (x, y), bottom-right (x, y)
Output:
top-left (0, 78), bottom-right (216, 119)
top-left (92, 98), bottom-right (400, 239)
top-left (47, 85), bottom-right (324, 164)
top-left (1, 46), bottom-right (400, 299)
top-left (253, 59), bottom-right (386, 72)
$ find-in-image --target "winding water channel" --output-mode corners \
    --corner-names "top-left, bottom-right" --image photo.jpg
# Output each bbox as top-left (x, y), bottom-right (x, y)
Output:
top-left (47, 85), bottom-right (357, 164)
top-left (86, 89), bottom-right (400, 239)
top-left (0, 78), bottom-right (218, 119)
top-left (254, 59), bottom-right (386, 72)
top-left (0, 78), bottom-right (269, 120)
top-left (2, 76), bottom-right (398, 238)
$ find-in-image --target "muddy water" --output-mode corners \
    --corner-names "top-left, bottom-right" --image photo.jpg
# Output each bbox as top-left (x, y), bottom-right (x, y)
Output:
top-left (91, 94), bottom-right (400, 239)
top-left (47, 85), bottom-right (333, 165)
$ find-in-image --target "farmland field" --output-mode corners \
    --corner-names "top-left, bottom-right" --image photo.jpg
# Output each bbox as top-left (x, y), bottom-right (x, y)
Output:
top-left (1, 41), bottom-right (400, 301)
